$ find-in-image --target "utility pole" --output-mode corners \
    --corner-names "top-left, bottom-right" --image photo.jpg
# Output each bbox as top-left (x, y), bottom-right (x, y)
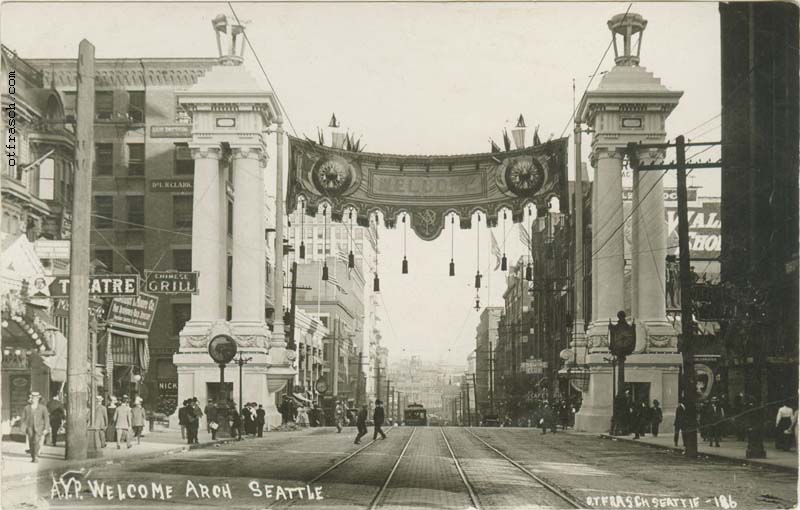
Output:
top-left (287, 261), bottom-right (298, 395)
top-left (355, 351), bottom-right (362, 406)
top-left (465, 380), bottom-right (472, 426)
top-left (376, 360), bottom-right (381, 403)
top-left (626, 136), bottom-right (720, 457)
top-left (472, 373), bottom-right (478, 424)
top-left (66, 39), bottom-right (95, 461)
top-left (675, 135), bottom-right (698, 458)
top-left (332, 319), bottom-right (339, 396)
top-left (386, 379), bottom-right (391, 417)
top-left (489, 346), bottom-right (495, 412)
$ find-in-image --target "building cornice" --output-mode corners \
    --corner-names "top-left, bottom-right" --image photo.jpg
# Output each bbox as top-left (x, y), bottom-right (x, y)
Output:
top-left (28, 58), bottom-right (217, 88)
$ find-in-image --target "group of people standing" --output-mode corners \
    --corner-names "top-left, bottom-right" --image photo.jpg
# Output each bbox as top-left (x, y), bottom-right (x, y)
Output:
top-left (613, 391), bottom-right (663, 439)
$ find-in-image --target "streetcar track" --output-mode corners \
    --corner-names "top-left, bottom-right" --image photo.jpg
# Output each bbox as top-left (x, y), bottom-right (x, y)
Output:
top-left (439, 427), bottom-right (482, 510)
top-left (463, 427), bottom-right (587, 509)
top-left (368, 427), bottom-right (417, 510)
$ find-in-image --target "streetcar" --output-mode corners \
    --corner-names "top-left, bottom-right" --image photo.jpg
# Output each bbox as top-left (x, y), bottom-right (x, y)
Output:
top-left (403, 403), bottom-right (428, 426)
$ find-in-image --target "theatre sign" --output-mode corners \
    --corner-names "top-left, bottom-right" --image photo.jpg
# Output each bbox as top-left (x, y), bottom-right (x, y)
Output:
top-left (49, 275), bottom-right (139, 298)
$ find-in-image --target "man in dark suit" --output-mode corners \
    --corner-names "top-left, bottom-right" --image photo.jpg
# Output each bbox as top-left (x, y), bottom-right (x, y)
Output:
top-left (46, 395), bottom-right (64, 446)
top-left (21, 392), bottom-right (49, 463)
top-left (373, 400), bottom-right (386, 440)
top-left (354, 404), bottom-right (368, 444)
top-left (256, 405), bottom-right (266, 437)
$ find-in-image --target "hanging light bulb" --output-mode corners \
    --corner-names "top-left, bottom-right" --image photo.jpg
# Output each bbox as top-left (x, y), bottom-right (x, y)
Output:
top-left (474, 296), bottom-right (481, 311)
top-left (475, 271), bottom-right (482, 289)
top-left (501, 210), bottom-right (508, 271)
top-left (321, 204), bottom-right (329, 281)
top-left (299, 242), bottom-right (306, 260)
top-left (401, 214), bottom-right (408, 274)
top-left (525, 263), bottom-right (533, 281)
top-left (373, 274), bottom-right (381, 292)
top-left (449, 214), bottom-right (455, 277)
top-left (348, 209), bottom-right (355, 269)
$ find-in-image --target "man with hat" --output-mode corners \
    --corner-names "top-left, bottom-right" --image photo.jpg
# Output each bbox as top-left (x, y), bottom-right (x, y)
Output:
top-left (21, 392), bottom-right (49, 462)
top-left (113, 396), bottom-right (133, 449)
top-left (373, 399), bottom-right (386, 440)
top-left (46, 394), bottom-right (65, 446)
top-left (93, 396), bottom-right (108, 449)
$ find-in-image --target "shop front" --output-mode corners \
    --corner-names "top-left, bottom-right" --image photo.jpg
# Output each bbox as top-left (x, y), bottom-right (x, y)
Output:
top-left (103, 294), bottom-right (157, 403)
top-left (1, 291), bottom-right (67, 437)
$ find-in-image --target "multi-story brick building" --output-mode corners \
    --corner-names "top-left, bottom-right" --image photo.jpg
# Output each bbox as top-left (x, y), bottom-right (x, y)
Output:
top-left (474, 306), bottom-right (501, 416)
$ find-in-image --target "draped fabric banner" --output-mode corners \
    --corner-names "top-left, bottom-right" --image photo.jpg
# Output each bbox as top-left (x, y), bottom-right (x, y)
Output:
top-left (287, 136), bottom-right (569, 241)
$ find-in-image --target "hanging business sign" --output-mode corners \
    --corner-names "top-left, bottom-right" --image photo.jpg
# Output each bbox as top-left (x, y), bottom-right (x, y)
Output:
top-left (150, 125), bottom-right (192, 138)
top-left (287, 135), bottom-right (569, 241)
top-left (107, 293), bottom-right (158, 334)
top-left (144, 271), bottom-right (199, 294)
top-left (49, 275), bottom-right (139, 298)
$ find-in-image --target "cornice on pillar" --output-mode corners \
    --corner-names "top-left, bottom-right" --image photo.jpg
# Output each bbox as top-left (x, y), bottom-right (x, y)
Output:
top-left (230, 144), bottom-right (269, 168)
top-left (634, 147), bottom-right (667, 167)
top-left (189, 145), bottom-right (222, 160)
top-left (589, 145), bottom-right (624, 168)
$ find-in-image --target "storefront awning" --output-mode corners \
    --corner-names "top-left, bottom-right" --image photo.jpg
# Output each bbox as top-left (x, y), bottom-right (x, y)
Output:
top-left (108, 332), bottom-right (150, 372)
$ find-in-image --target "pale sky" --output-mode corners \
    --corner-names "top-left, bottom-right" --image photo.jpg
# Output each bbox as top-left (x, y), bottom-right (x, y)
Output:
top-left (1, 1), bottom-right (722, 367)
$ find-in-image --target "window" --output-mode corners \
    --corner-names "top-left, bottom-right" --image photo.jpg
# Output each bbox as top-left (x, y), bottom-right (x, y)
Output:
top-left (227, 255), bottom-right (233, 289)
top-left (172, 303), bottom-right (191, 335)
top-left (317, 247), bottom-right (323, 255)
top-left (127, 144), bottom-right (145, 176)
top-left (173, 249), bottom-right (192, 272)
top-left (38, 158), bottom-right (55, 200)
top-left (94, 249), bottom-right (113, 272)
top-left (63, 91), bottom-right (77, 121)
top-left (128, 91), bottom-right (145, 123)
top-left (95, 91), bottom-right (113, 120)
top-left (95, 143), bottom-right (113, 175)
top-left (174, 143), bottom-right (194, 175)
top-left (127, 195), bottom-right (144, 226)
top-left (125, 249), bottom-right (144, 274)
top-left (173, 196), bottom-right (192, 229)
top-left (93, 196), bottom-right (113, 229)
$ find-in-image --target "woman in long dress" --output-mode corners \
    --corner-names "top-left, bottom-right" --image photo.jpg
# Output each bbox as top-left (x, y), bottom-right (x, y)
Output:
top-left (775, 403), bottom-right (794, 451)
top-left (296, 405), bottom-right (309, 428)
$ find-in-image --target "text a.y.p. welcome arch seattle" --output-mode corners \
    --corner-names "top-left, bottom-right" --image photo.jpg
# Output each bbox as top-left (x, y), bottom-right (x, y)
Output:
top-left (286, 135), bottom-right (569, 240)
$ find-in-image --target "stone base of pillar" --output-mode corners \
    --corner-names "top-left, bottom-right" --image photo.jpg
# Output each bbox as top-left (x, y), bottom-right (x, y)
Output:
top-left (571, 320), bottom-right (588, 365)
top-left (635, 320), bottom-right (680, 353)
top-left (574, 352), bottom-right (682, 433)
top-left (574, 359), bottom-right (613, 432)
top-left (584, 320), bottom-right (612, 354)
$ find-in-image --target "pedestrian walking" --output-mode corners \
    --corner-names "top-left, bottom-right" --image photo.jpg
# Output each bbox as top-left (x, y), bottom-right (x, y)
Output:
top-left (230, 405), bottom-right (241, 438)
top-left (178, 400), bottom-right (190, 442)
top-left (651, 400), bottom-right (663, 437)
top-left (106, 396), bottom-right (118, 443)
top-left (131, 399), bottom-right (146, 445)
top-left (21, 392), bottom-right (49, 463)
top-left (206, 400), bottom-right (219, 440)
top-left (636, 401), bottom-right (651, 439)
top-left (93, 395), bottom-right (108, 449)
top-left (674, 401), bottom-right (686, 447)
top-left (114, 396), bottom-right (133, 449)
top-left (335, 402), bottom-right (344, 433)
top-left (354, 404), bottom-right (368, 444)
top-left (47, 394), bottom-right (65, 446)
top-left (204, 399), bottom-right (215, 434)
top-left (191, 398), bottom-right (203, 443)
top-left (279, 396), bottom-right (293, 426)
top-left (256, 404), bottom-right (265, 437)
top-left (704, 397), bottom-right (724, 447)
top-left (297, 405), bottom-right (310, 428)
top-left (373, 400), bottom-right (387, 440)
top-left (775, 402), bottom-right (794, 451)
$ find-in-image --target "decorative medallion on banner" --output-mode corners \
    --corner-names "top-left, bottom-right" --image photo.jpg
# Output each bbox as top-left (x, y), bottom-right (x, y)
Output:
top-left (287, 136), bottom-right (568, 241)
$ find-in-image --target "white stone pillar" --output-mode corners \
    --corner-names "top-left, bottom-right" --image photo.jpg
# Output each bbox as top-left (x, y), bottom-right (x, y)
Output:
top-left (231, 146), bottom-right (267, 324)
top-left (633, 148), bottom-right (678, 353)
top-left (586, 147), bottom-right (626, 350)
top-left (189, 145), bottom-right (224, 322)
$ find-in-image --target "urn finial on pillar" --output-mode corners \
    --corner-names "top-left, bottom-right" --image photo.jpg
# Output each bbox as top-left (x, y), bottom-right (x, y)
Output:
top-left (608, 12), bottom-right (648, 66)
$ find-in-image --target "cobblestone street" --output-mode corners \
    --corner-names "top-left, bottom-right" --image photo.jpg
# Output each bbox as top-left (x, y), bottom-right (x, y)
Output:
top-left (2, 427), bottom-right (795, 510)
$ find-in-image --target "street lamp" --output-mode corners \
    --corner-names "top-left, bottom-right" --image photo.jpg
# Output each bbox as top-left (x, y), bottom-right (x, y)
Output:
top-left (234, 352), bottom-right (253, 441)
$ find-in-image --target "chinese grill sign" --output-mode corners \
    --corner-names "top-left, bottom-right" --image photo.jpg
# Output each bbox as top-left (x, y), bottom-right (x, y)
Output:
top-left (144, 271), bottom-right (199, 295)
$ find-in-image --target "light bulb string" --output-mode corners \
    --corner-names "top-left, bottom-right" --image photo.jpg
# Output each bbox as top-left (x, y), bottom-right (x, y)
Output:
top-left (450, 214), bottom-right (455, 260)
top-left (402, 214), bottom-right (407, 257)
top-left (503, 210), bottom-right (507, 255)
top-left (477, 213), bottom-right (481, 270)
top-left (323, 204), bottom-right (328, 267)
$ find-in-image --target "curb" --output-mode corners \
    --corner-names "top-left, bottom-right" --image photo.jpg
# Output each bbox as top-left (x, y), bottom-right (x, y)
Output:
top-left (2, 434), bottom-right (250, 485)
top-left (598, 433), bottom-right (797, 473)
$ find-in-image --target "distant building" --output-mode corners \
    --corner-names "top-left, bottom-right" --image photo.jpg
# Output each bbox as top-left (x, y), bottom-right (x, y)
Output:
top-left (475, 306), bottom-right (501, 416)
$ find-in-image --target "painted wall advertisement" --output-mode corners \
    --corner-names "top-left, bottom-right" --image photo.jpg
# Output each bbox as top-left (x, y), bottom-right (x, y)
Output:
top-left (623, 191), bottom-right (721, 261)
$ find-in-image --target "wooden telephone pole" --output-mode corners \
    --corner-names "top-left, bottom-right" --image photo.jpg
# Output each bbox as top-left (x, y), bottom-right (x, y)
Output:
top-left (627, 135), bottom-right (721, 459)
top-left (66, 39), bottom-right (95, 461)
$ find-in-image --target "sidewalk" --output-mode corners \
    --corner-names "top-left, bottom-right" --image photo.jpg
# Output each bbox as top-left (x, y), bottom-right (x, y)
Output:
top-left (1, 425), bottom-right (320, 483)
top-left (596, 431), bottom-right (798, 472)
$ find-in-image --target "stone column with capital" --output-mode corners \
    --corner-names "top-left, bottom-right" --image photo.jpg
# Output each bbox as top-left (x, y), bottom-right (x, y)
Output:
top-left (186, 145), bottom-right (225, 327)
top-left (585, 147), bottom-right (626, 351)
top-left (633, 148), bottom-right (678, 353)
top-left (230, 145), bottom-right (268, 337)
